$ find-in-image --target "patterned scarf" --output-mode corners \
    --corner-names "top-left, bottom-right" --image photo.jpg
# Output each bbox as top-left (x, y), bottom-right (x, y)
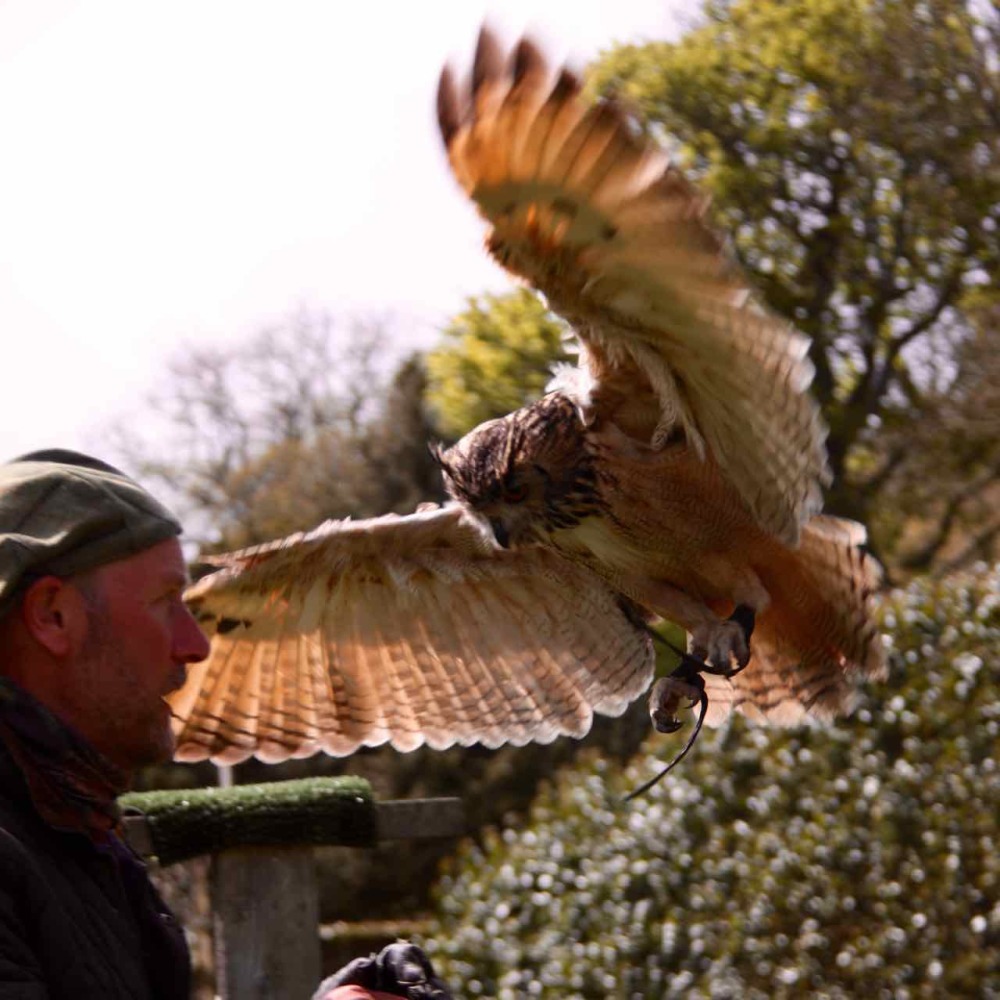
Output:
top-left (0, 677), bottom-right (127, 844)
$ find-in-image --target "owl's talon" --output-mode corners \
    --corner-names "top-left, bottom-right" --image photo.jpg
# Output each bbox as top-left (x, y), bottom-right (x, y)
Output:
top-left (692, 604), bottom-right (756, 676)
top-left (626, 658), bottom-right (708, 801)
top-left (728, 603), bottom-right (756, 642)
top-left (648, 674), bottom-right (703, 733)
top-left (626, 612), bottom-right (756, 800)
top-left (651, 714), bottom-right (683, 734)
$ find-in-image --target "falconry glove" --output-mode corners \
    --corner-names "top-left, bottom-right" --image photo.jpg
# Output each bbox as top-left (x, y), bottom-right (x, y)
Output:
top-left (314, 942), bottom-right (454, 1000)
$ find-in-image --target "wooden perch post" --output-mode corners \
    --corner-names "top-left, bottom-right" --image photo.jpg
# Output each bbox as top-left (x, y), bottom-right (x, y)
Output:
top-left (121, 778), bottom-right (465, 1000)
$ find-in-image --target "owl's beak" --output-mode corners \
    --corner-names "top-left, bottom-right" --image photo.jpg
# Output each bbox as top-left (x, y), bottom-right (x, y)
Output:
top-left (489, 518), bottom-right (510, 548)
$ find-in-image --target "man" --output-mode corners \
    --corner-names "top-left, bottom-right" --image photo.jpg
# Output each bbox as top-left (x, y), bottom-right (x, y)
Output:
top-left (0, 449), bottom-right (208, 998)
top-left (0, 449), bottom-right (453, 999)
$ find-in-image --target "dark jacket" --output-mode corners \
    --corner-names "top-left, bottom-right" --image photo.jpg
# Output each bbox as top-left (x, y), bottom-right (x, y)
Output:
top-left (0, 741), bottom-right (190, 999)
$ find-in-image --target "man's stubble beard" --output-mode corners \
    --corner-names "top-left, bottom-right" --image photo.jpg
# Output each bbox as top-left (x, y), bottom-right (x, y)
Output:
top-left (78, 600), bottom-right (175, 770)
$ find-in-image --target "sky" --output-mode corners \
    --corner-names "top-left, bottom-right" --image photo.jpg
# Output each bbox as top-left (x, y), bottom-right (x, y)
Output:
top-left (0, 0), bottom-right (689, 464)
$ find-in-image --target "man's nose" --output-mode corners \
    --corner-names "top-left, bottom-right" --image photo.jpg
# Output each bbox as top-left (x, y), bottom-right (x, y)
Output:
top-left (176, 606), bottom-right (212, 662)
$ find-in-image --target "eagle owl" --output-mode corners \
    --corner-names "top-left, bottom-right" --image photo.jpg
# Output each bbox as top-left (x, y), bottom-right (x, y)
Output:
top-left (169, 30), bottom-right (885, 766)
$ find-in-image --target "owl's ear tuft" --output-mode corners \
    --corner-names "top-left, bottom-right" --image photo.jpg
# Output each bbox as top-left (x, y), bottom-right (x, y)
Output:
top-left (429, 441), bottom-right (475, 504)
top-left (428, 442), bottom-right (452, 477)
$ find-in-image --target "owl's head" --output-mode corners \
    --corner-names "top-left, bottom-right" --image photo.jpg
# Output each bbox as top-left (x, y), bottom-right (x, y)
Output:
top-left (430, 395), bottom-right (592, 548)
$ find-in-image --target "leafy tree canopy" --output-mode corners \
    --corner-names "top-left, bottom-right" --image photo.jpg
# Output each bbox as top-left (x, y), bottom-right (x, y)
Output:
top-left (871, 298), bottom-right (1000, 573)
top-left (425, 289), bottom-right (571, 440)
top-left (428, 563), bottom-right (1000, 997)
top-left (589, 0), bottom-right (1000, 520)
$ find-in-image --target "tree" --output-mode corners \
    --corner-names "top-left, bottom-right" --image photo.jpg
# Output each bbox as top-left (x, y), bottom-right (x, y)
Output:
top-left (869, 299), bottom-right (1000, 573)
top-left (107, 309), bottom-right (444, 550)
top-left (588, 0), bottom-right (1000, 532)
top-left (428, 564), bottom-right (1000, 997)
top-left (425, 289), bottom-right (571, 440)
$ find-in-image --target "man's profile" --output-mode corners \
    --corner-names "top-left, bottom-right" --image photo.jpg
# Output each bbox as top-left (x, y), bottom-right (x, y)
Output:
top-left (0, 450), bottom-right (454, 999)
top-left (0, 449), bottom-right (208, 997)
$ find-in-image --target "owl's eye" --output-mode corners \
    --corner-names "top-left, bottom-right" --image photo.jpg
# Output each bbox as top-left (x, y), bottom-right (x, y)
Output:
top-left (504, 483), bottom-right (528, 502)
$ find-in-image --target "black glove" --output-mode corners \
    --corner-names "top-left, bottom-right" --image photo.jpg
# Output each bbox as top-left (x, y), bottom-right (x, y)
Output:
top-left (313, 941), bottom-right (454, 1000)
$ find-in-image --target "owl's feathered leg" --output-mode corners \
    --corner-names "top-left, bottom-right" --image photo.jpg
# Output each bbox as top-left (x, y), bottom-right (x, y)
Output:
top-left (630, 572), bottom-right (763, 674)
top-left (647, 608), bottom-right (753, 729)
top-left (625, 649), bottom-right (708, 801)
top-left (689, 621), bottom-right (745, 673)
top-left (692, 604), bottom-right (756, 675)
top-left (625, 610), bottom-right (755, 800)
top-left (648, 669), bottom-right (704, 734)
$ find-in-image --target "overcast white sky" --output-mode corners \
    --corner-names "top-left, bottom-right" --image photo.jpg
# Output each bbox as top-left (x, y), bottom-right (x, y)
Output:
top-left (0, 1), bottom-right (689, 464)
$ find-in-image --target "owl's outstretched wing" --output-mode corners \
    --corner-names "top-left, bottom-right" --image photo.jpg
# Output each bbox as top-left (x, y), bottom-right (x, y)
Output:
top-left (171, 504), bottom-right (653, 764)
top-left (438, 30), bottom-right (828, 545)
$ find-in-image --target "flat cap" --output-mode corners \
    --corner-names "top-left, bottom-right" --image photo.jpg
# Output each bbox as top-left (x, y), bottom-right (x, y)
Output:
top-left (0, 449), bottom-right (182, 618)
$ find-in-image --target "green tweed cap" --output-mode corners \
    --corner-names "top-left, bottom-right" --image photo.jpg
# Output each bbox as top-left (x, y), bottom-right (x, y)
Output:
top-left (0, 449), bottom-right (182, 618)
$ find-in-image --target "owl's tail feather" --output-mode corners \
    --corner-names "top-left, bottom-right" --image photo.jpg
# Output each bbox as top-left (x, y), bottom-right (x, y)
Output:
top-left (703, 515), bottom-right (886, 726)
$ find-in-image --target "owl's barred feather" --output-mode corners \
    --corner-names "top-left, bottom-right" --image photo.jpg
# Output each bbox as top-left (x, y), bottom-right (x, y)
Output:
top-left (173, 507), bottom-right (654, 762)
top-left (169, 29), bottom-right (884, 766)
top-left (438, 28), bottom-right (829, 546)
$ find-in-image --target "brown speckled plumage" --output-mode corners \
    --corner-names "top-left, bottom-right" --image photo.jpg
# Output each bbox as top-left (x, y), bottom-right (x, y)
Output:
top-left (173, 507), bottom-right (653, 763)
top-left (168, 29), bottom-right (884, 766)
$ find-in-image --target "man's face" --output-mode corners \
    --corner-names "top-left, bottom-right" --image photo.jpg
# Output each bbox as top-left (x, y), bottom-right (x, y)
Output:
top-left (71, 538), bottom-right (210, 772)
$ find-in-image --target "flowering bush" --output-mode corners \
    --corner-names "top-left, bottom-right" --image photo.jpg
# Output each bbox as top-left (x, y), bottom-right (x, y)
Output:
top-left (428, 566), bottom-right (1000, 998)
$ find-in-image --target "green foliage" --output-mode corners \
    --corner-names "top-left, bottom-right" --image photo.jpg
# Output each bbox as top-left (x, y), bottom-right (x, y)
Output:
top-left (425, 290), bottom-right (571, 440)
top-left (869, 302), bottom-right (1000, 574)
top-left (590, 0), bottom-right (1000, 523)
top-left (428, 565), bottom-right (1000, 997)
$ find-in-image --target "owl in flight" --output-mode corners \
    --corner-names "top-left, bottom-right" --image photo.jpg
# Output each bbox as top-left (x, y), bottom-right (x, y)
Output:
top-left (170, 29), bottom-right (885, 766)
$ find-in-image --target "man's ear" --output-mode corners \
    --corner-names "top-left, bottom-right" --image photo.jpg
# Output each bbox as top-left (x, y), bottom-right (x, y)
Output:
top-left (18, 576), bottom-right (89, 657)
